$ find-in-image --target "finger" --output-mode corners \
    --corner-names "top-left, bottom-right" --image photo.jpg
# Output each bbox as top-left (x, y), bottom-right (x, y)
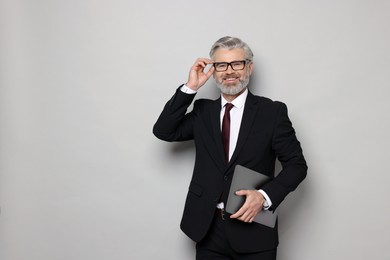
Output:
top-left (239, 212), bottom-right (249, 222)
top-left (194, 58), bottom-right (213, 67)
top-left (230, 209), bottom-right (243, 219)
top-left (238, 213), bottom-right (252, 223)
top-left (198, 58), bottom-right (214, 64)
top-left (230, 203), bottom-right (248, 219)
top-left (235, 190), bottom-right (248, 196)
top-left (191, 62), bottom-right (206, 71)
top-left (205, 65), bottom-right (215, 78)
top-left (230, 211), bottom-right (240, 219)
top-left (230, 191), bottom-right (248, 219)
top-left (244, 211), bottom-right (257, 223)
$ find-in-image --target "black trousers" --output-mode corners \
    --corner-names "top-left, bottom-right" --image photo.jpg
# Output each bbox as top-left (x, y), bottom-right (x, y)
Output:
top-left (196, 215), bottom-right (277, 260)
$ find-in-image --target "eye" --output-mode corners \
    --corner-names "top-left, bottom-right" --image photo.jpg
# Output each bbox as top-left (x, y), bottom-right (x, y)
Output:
top-left (215, 63), bottom-right (227, 69)
top-left (231, 61), bottom-right (244, 67)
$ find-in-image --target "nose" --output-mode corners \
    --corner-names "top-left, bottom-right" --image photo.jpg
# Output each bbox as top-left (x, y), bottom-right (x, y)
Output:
top-left (226, 64), bottom-right (235, 73)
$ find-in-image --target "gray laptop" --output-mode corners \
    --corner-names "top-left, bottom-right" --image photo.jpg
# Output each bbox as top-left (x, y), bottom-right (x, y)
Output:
top-left (226, 165), bottom-right (277, 228)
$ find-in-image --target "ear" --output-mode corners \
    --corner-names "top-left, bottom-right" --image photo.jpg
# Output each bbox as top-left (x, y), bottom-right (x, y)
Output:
top-left (248, 62), bottom-right (254, 75)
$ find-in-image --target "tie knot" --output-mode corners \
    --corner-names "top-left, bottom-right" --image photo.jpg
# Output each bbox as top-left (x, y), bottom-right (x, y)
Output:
top-left (225, 103), bottom-right (234, 112)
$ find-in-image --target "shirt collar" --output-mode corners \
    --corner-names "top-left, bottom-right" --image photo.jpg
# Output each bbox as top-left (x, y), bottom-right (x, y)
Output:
top-left (221, 88), bottom-right (248, 110)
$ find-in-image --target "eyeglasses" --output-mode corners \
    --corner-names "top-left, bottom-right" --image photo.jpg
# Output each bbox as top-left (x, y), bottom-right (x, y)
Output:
top-left (213, 60), bottom-right (251, 72)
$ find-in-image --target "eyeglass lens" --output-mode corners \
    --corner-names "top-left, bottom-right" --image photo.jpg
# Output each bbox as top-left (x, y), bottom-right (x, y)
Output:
top-left (214, 60), bottom-right (246, 72)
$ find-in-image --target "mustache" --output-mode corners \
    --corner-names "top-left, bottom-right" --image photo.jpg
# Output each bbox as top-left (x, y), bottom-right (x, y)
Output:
top-left (221, 73), bottom-right (240, 79)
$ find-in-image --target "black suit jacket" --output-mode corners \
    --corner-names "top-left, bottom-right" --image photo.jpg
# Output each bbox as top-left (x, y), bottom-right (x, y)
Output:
top-left (153, 87), bottom-right (307, 253)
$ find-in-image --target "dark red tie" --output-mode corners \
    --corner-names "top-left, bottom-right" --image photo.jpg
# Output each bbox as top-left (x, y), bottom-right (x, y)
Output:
top-left (222, 103), bottom-right (234, 163)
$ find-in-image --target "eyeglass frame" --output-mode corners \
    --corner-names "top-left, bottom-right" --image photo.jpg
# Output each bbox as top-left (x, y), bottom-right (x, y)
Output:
top-left (213, 59), bottom-right (252, 72)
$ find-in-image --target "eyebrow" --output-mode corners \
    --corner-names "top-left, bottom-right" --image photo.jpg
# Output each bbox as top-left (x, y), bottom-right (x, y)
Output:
top-left (213, 60), bottom-right (246, 64)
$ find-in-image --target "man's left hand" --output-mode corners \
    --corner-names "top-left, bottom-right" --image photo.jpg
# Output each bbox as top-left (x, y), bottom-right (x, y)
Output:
top-left (230, 190), bottom-right (264, 223)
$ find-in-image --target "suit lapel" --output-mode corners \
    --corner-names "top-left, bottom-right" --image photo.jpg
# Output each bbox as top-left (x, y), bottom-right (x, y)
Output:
top-left (228, 92), bottom-right (259, 168)
top-left (208, 98), bottom-right (227, 172)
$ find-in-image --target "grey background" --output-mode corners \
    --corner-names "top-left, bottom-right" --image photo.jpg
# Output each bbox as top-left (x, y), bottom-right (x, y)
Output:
top-left (1, 0), bottom-right (389, 259)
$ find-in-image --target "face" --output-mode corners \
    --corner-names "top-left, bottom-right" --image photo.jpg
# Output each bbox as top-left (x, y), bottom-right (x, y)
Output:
top-left (212, 48), bottom-right (253, 97)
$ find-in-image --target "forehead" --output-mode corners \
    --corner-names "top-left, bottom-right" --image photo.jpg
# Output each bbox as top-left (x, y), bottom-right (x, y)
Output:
top-left (212, 48), bottom-right (245, 62)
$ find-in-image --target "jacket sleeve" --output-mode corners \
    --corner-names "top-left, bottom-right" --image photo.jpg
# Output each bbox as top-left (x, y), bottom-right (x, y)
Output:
top-left (153, 86), bottom-right (197, 142)
top-left (261, 102), bottom-right (308, 210)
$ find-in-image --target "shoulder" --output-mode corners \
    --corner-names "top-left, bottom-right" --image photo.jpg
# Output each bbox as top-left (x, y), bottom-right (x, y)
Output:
top-left (193, 97), bottom-right (220, 110)
top-left (249, 92), bottom-right (287, 110)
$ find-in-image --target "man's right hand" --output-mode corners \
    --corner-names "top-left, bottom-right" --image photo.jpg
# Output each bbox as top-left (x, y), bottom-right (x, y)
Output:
top-left (185, 58), bottom-right (215, 91)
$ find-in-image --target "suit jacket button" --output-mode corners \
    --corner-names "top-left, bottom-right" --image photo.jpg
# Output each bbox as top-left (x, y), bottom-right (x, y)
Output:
top-left (224, 175), bottom-right (228, 181)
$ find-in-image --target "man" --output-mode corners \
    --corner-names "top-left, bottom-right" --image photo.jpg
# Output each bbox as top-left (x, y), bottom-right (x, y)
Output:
top-left (153, 36), bottom-right (307, 259)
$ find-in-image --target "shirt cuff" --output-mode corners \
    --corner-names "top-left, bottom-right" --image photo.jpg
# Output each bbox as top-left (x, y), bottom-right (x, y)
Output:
top-left (180, 84), bottom-right (197, 94)
top-left (258, 189), bottom-right (272, 210)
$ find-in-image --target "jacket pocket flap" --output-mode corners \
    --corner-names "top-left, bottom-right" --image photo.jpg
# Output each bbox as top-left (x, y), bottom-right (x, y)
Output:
top-left (188, 181), bottom-right (203, 197)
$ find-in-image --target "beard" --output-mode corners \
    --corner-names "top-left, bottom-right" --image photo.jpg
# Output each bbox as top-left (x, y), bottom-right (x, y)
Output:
top-left (215, 70), bottom-right (251, 96)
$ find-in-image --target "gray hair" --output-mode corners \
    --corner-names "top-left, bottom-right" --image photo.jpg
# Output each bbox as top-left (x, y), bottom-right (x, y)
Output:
top-left (209, 36), bottom-right (254, 61)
